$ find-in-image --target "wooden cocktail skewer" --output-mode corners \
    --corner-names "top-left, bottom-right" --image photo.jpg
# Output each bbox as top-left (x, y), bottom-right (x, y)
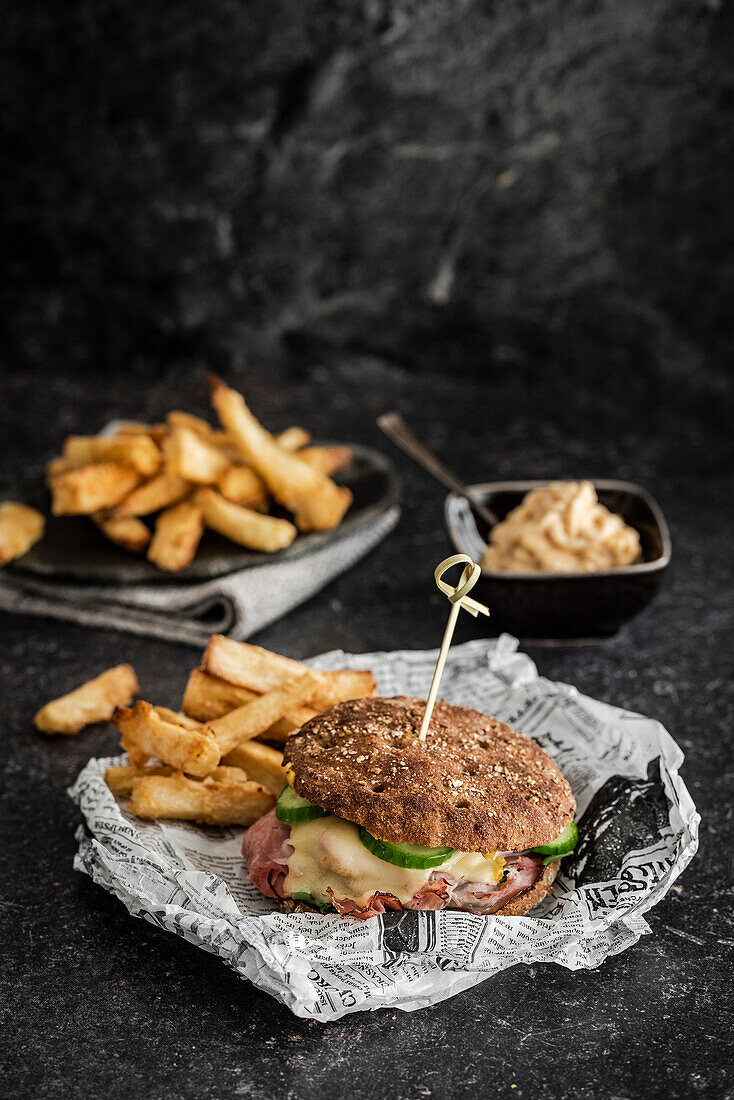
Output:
top-left (418, 554), bottom-right (490, 742)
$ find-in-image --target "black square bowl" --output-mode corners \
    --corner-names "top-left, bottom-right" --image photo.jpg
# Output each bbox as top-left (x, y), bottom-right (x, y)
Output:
top-left (445, 480), bottom-right (671, 640)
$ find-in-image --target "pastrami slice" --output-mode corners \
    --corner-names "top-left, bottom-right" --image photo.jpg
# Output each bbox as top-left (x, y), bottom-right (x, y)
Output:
top-left (243, 810), bottom-right (552, 918)
top-left (242, 810), bottom-right (292, 899)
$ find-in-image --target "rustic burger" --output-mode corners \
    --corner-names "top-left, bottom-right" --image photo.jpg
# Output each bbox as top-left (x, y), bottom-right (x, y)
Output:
top-left (243, 696), bottom-right (577, 919)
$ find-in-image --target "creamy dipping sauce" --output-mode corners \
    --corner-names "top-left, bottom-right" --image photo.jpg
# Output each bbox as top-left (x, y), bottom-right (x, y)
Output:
top-left (482, 480), bottom-right (641, 574)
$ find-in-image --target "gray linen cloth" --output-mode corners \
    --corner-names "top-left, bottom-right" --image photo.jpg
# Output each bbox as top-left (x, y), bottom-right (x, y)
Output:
top-left (0, 506), bottom-right (399, 646)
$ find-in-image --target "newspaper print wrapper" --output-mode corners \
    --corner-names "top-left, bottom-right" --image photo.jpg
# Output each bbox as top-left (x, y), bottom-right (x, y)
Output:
top-left (68, 636), bottom-right (699, 1021)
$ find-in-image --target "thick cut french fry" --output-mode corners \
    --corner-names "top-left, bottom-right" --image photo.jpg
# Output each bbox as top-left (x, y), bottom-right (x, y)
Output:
top-left (202, 635), bottom-right (377, 711)
top-left (194, 488), bottom-right (297, 552)
top-left (113, 701), bottom-right (220, 777)
top-left (174, 426), bottom-right (306, 460)
top-left (62, 434), bottom-right (161, 477)
top-left (297, 445), bottom-right (352, 477)
top-left (152, 706), bottom-right (203, 730)
top-left (166, 410), bottom-right (215, 436)
top-left (166, 412), bottom-right (233, 452)
top-left (35, 664), bottom-right (139, 734)
top-left (128, 768), bottom-right (274, 826)
top-left (216, 466), bottom-right (268, 510)
top-left (182, 668), bottom-right (314, 736)
top-left (0, 502), bottom-right (45, 565)
top-left (303, 674), bottom-right (378, 711)
top-left (111, 473), bottom-right (190, 517)
top-left (209, 431), bottom-right (236, 450)
top-left (222, 741), bottom-right (286, 795)
top-left (203, 636), bottom-right (304, 691)
top-left (92, 512), bottom-right (151, 554)
top-left (51, 463), bottom-right (142, 515)
top-left (163, 426), bottom-right (230, 484)
top-left (182, 668), bottom-right (258, 721)
top-left (210, 376), bottom-right (352, 531)
top-left (114, 422), bottom-right (168, 444)
top-left (206, 673), bottom-right (318, 756)
top-left (147, 500), bottom-right (204, 572)
top-left (275, 426), bottom-right (311, 451)
top-left (262, 707), bottom-right (317, 742)
top-left (105, 764), bottom-right (175, 797)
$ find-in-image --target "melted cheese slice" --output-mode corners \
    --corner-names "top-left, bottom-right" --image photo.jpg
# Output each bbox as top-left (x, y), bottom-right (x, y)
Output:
top-left (283, 816), bottom-right (506, 907)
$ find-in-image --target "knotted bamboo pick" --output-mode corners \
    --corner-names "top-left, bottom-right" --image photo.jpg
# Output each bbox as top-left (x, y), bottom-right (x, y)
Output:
top-left (418, 554), bottom-right (490, 742)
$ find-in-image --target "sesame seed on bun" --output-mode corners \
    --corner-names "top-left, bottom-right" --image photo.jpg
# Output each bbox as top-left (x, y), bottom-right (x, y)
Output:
top-left (284, 696), bottom-right (576, 852)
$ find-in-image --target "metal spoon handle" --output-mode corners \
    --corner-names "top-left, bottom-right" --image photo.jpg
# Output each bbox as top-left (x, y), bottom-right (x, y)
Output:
top-left (377, 411), bottom-right (499, 529)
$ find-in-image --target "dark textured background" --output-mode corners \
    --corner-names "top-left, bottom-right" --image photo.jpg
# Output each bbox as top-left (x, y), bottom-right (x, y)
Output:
top-left (2, 1), bottom-right (734, 1097)
top-left (3, 0), bottom-right (734, 387)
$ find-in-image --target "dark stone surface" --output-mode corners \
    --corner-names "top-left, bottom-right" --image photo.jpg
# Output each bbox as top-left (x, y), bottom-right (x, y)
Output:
top-left (1, 357), bottom-right (732, 1099)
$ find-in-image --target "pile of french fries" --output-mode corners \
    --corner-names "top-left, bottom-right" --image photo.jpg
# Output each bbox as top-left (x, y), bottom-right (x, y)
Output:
top-left (34, 635), bottom-right (376, 826)
top-left (44, 376), bottom-right (354, 572)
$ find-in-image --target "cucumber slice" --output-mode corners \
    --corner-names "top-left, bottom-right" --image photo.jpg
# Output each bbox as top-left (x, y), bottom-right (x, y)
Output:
top-left (292, 891), bottom-right (334, 913)
top-left (276, 785), bottom-right (327, 824)
top-left (530, 821), bottom-right (578, 860)
top-left (359, 827), bottom-right (455, 869)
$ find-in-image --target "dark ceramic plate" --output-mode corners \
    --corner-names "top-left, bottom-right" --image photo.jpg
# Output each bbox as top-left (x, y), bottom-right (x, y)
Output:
top-left (10, 444), bottom-right (399, 585)
top-left (446, 479), bottom-right (671, 639)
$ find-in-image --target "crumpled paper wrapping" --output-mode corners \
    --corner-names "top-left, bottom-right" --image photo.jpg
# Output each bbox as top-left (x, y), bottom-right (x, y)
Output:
top-left (68, 636), bottom-right (699, 1020)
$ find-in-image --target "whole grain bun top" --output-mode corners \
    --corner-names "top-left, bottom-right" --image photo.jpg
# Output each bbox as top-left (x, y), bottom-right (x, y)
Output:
top-left (284, 696), bottom-right (576, 852)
